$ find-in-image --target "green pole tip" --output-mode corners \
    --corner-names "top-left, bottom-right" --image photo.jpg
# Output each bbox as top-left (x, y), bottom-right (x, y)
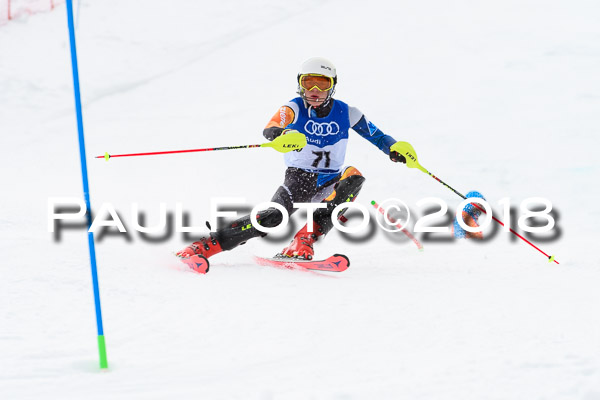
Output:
top-left (104, 152), bottom-right (110, 161)
top-left (370, 200), bottom-right (376, 205)
top-left (548, 255), bottom-right (555, 263)
top-left (98, 335), bottom-right (108, 369)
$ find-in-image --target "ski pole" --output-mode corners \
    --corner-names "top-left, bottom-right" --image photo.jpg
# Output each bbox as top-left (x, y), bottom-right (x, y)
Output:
top-left (391, 142), bottom-right (559, 264)
top-left (96, 131), bottom-right (307, 160)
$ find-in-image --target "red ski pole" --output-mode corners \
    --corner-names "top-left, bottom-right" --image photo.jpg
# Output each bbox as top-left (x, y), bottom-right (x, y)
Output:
top-left (96, 144), bottom-right (261, 160)
top-left (391, 142), bottom-right (559, 265)
top-left (96, 132), bottom-right (307, 160)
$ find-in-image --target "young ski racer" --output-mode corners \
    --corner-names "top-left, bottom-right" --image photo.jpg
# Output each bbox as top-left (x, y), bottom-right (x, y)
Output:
top-left (176, 57), bottom-right (409, 272)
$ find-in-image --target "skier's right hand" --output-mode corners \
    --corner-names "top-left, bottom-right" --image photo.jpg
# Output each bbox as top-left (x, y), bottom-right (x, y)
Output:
top-left (265, 130), bottom-right (307, 153)
top-left (281, 130), bottom-right (305, 152)
top-left (282, 129), bottom-right (301, 135)
top-left (281, 130), bottom-right (304, 151)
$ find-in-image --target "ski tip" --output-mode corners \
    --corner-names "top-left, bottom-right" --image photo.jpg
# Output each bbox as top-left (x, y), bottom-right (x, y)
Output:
top-left (332, 253), bottom-right (350, 269)
top-left (178, 254), bottom-right (210, 274)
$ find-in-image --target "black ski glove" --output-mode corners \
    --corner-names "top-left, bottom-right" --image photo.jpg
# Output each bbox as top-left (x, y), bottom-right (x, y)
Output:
top-left (389, 151), bottom-right (407, 163)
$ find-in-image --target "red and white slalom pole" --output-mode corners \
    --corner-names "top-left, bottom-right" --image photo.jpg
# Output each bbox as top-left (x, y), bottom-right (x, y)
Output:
top-left (370, 200), bottom-right (424, 251)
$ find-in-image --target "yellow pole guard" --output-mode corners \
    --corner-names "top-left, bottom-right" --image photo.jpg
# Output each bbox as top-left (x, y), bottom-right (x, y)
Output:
top-left (390, 141), bottom-right (429, 174)
top-left (262, 131), bottom-right (307, 153)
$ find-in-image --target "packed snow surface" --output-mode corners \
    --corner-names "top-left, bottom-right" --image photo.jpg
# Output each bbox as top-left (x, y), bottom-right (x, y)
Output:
top-left (1, 1), bottom-right (600, 399)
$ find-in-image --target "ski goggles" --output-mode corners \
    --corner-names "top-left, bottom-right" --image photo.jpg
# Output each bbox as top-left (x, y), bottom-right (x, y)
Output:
top-left (299, 74), bottom-right (334, 92)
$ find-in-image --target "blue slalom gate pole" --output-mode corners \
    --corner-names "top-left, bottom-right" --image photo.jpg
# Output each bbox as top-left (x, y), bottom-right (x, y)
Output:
top-left (65, 0), bottom-right (108, 369)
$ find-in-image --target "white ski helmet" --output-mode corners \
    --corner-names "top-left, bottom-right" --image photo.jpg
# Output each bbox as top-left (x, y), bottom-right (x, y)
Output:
top-left (297, 57), bottom-right (337, 106)
top-left (298, 57), bottom-right (337, 80)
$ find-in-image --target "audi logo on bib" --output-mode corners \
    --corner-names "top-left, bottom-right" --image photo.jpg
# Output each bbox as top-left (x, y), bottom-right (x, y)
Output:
top-left (304, 120), bottom-right (340, 136)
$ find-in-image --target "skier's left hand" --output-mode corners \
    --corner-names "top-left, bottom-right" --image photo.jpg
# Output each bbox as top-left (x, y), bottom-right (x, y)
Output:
top-left (389, 150), bottom-right (406, 164)
top-left (389, 141), bottom-right (429, 173)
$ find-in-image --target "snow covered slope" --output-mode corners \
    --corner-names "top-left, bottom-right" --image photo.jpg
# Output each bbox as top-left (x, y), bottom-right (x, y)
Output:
top-left (1, 1), bottom-right (600, 399)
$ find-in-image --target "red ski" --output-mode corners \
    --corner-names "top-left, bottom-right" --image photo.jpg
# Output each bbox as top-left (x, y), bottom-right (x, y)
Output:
top-left (177, 254), bottom-right (210, 274)
top-left (254, 254), bottom-right (350, 272)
